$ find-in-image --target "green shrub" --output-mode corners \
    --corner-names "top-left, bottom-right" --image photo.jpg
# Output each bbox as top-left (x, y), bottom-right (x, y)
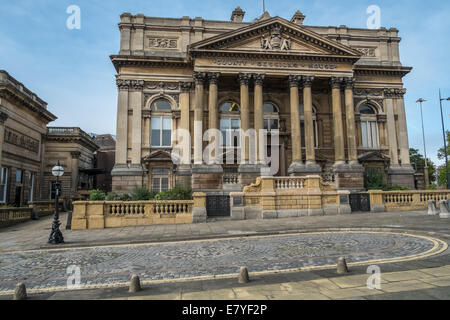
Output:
top-left (130, 187), bottom-right (156, 201)
top-left (106, 191), bottom-right (131, 201)
top-left (364, 168), bottom-right (387, 190)
top-left (154, 186), bottom-right (193, 201)
top-left (426, 184), bottom-right (437, 190)
top-left (89, 189), bottom-right (106, 201)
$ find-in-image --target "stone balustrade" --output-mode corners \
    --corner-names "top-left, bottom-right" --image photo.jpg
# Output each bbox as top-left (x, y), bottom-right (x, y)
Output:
top-left (369, 190), bottom-right (450, 212)
top-left (0, 207), bottom-right (33, 228)
top-left (231, 175), bottom-right (350, 220)
top-left (223, 174), bottom-right (240, 185)
top-left (71, 194), bottom-right (206, 229)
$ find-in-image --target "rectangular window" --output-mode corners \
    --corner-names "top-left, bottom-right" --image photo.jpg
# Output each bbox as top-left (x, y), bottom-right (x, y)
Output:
top-left (220, 118), bottom-right (241, 147)
top-left (0, 168), bottom-right (8, 203)
top-left (16, 169), bottom-right (23, 184)
top-left (28, 173), bottom-right (35, 203)
top-left (151, 117), bottom-right (172, 147)
top-left (151, 169), bottom-right (170, 193)
top-left (361, 121), bottom-right (379, 148)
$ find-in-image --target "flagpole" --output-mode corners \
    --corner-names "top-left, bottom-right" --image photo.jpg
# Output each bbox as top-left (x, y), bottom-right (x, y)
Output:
top-left (263, 0), bottom-right (265, 13)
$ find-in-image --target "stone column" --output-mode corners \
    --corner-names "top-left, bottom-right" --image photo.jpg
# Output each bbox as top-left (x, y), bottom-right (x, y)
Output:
top-left (384, 88), bottom-right (414, 189)
top-left (302, 76), bottom-right (321, 173)
top-left (253, 74), bottom-right (265, 164)
top-left (193, 72), bottom-right (206, 165)
top-left (208, 73), bottom-right (220, 132)
top-left (331, 77), bottom-right (346, 166)
top-left (70, 151), bottom-right (80, 198)
top-left (344, 78), bottom-right (359, 165)
top-left (288, 75), bottom-right (303, 173)
top-left (114, 79), bottom-right (130, 166)
top-left (0, 112), bottom-right (8, 168)
top-left (239, 73), bottom-right (251, 163)
top-left (130, 80), bottom-right (144, 167)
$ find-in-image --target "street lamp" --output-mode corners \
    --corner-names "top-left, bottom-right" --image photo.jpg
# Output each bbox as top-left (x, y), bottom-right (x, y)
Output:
top-left (440, 90), bottom-right (450, 189)
top-left (48, 161), bottom-right (64, 244)
top-left (416, 98), bottom-right (429, 187)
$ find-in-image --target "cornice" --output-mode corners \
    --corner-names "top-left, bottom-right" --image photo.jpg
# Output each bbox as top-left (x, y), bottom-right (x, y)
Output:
top-left (110, 55), bottom-right (191, 73)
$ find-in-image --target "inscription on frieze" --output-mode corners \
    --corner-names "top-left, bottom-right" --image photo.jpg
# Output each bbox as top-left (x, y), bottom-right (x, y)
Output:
top-left (4, 129), bottom-right (40, 153)
top-left (354, 47), bottom-right (376, 57)
top-left (212, 59), bottom-right (338, 70)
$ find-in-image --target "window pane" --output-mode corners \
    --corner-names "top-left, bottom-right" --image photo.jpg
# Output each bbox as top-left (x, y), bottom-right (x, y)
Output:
top-left (221, 130), bottom-right (227, 146)
top-left (162, 130), bottom-right (171, 146)
top-left (361, 122), bottom-right (368, 148)
top-left (151, 99), bottom-right (171, 111)
top-left (16, 170), bottom-right (22, 183)
top-left (151, 117), bottom-right (161, 129)
top-left (151, 130), bottom-right (161, 146)
top-left (263, 103), bottom-right (277, 113)
top-left (220, 118), bottom-right (230, 130)
top-left (231, 119), bottom-right (240, 129)
top-left (161, 178), bottom-right (169, 192)
top-left (153, 169), bottom-right (169, 175)
top-left (162, 117), bottom-right (172, 130)
top-left (152, 178), bottom-right (161, 193)
top-left (0, 185), bottom-right (4, 203)
top-left (264, 119), bottom-right (269, 130)
top-left (371, 122), bottom-right (378, 148)
top-left (271, 119), bottom-right (279, 130)
top-left (360, 105), bottom-right (375, 114)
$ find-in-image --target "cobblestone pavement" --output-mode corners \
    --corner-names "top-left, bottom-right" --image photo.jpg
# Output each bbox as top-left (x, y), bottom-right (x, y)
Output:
top-left (0, 231), bottom-right (446, 293)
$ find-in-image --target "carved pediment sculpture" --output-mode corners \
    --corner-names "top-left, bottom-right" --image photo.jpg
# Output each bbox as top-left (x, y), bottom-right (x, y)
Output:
top-left (261, 25), bottom-right (291, 51)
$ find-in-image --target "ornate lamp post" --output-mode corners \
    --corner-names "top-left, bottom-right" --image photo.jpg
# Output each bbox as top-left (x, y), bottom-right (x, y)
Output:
top-left (439, 90), bottom-right (450, 189)
top-left (416, 98), bottom-right (429, 187)
top-left (48, 161), bottom-right (64, 244)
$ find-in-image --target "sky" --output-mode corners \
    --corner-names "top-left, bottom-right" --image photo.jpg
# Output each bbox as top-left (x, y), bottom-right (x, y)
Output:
top-left (0, 0), bottom-right (449, 167)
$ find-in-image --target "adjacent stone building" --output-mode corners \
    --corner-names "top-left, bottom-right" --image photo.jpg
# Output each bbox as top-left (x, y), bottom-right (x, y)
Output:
top-left (0, 70), bottom-right (57, 206)
top-left (110, 8), bottom-right (414, 195)
top-left (43, 127), bottom-right (99, 200)
top-left (93, 134), bottom-right (116, 193)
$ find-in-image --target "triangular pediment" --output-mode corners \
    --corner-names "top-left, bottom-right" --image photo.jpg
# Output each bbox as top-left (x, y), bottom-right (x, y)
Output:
top-left (142, 150), bottom-right (172, 162)
top-left (190, 17), bottom-right (361, 59)
top-left (358, 151), bottom-right (390, 163)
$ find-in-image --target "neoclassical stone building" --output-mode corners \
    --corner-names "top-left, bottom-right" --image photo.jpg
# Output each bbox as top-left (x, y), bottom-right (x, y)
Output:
top-left (111, 8), bottom-right (414, 195)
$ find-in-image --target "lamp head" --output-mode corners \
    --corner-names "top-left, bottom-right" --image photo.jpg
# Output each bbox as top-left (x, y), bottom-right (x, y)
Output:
top-left (416, 98), bottom-right (426, 103)
top-left (52, 161), bottom-right (64, 177)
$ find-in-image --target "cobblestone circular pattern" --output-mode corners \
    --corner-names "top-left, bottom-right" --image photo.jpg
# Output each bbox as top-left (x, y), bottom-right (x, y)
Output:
top-left (0, 231), bottom-right (446, 293)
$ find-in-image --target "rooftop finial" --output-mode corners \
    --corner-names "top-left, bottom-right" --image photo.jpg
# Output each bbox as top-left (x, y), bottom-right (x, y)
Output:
top-left (231, 6), bottom-right (245, 22)
top-left (291, 10), bottom-right (306, 25)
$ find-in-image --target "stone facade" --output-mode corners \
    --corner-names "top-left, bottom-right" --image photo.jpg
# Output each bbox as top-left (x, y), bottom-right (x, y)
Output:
top-left (43, 127), bottom-right (99, 200)
top-left (0, 70), bottom-right (57, 206)
top-left (93, 134), bottom-right (116, 193)
top-left (110, 8), bottom-right (415, 195)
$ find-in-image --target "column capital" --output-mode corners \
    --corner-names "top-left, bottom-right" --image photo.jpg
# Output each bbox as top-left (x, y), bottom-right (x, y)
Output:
top-left (70, 151), bottom-right (81, 159)
top-left (253, 73), bottom-right (265, 86)
top-left (116, 79), bottom-right (131, 90)
top-left (383, 88), bottom-right (406, 99)
top-left (0, 112), bottom-right (8, 124)
top-left (179, 81), bottom-right (193, 92)
top-left (129, 80), bottom-right (145, 91)
top-left (288, 75), bottom-right (302, 88)
top-left (208, 72), bottom-right (220, 85)
top-left (238, 73), bottom-right (251, 86)
top-left (343, 77), bottom-right (355, 90)
top-left (330, 77), bottom-right (344, 89)
top-left (193, 71), bottom-right (208, 85)
top-left (302, 76), bottom-right (314, 88)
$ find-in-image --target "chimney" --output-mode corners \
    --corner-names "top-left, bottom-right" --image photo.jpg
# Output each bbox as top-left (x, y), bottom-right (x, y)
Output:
top-left (291, 10), bottom-right (306, 25)
top-left (231, 7), bottom-right (245, 22)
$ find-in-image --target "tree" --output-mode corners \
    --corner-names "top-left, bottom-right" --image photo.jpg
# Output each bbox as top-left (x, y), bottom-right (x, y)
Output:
top-left (409, 148), bottom-right (436, 184)
top-left (437, 131), bottom-right (450, 160)
top-left (438, 165), bottom-right (448, 187)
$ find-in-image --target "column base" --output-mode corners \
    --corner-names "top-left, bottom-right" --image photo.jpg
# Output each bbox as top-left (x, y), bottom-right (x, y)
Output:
top-left (332, 162), bottom-right (365, 191)
top-left (388, 165), bottom-right (415, 189)
top-left (192, 164), bottom-right (223, 192)
top-left (288, 161), bottom-right (322, 175)
top-left (111, 164), bottom-right (144, 192)
top-left (175, 165), bottom-right (192, 189)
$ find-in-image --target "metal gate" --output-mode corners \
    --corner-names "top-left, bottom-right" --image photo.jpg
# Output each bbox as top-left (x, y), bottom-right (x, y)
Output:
top-left (206, 195), bottom-right (231, 217)
top-left (349, 193), bottom-right (371, 212)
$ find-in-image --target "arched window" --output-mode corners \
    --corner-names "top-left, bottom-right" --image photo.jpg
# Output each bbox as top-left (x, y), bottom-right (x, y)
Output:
top-left (263, 102), bottom-right (279, 132)
top-left (150, 98), bottom-right (172, 147)
top-left (299, 104), bottom-right (318, 148)
top-left (359, 105), bottom-right (379, 149)
top-left (150, 99), bottom-right (172, 111)
top-left (219, 101), bottom-right (241, 148)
